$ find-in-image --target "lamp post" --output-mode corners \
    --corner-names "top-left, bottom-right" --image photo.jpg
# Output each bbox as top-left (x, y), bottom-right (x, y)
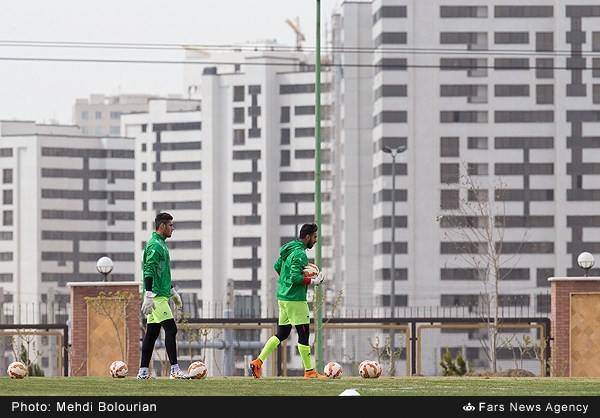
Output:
top-left (577, 252), bottom-right (595, 277)
top-left (96, 256), bottom-right (114, 282)
top-left (382, 144), bottom-right (407, 375)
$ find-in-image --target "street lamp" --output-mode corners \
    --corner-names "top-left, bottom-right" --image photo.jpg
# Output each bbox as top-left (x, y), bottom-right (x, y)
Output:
top-left (96, 256), bottom-right (114, 282)
top-left (577, 252), bottom-right (595, 277)
top-left (382, 144), bottom-right (407, 375)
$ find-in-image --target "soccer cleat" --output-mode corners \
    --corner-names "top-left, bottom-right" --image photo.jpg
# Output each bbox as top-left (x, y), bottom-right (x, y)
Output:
top-left (169, 369), bottom-right (191, 379)
top-left (136, 373), bottom-right (156, 380)
top-left (304, 369), bottom-right (325, 379)
top-left (249, 358), bottom-right (263, 379)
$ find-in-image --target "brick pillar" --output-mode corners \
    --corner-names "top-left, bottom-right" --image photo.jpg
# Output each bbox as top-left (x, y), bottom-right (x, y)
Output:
top-left (69, 282), bottom-right (141, 377)
top-left (549, 276), bottom-right (600, 377)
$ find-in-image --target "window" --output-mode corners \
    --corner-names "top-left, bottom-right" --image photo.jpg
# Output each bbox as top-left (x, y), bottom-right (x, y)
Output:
top-left (294, 106), bottom-right (315, 115)
top-left (233, 129), bottom-right (245, 145)
top-left (440, 163), bottom-right (460, 183)
top-left (440, 137), bottom-right (459, 157)
top-left (280, 106), bottom-right (290, 123)
top-left (95, 111), bottom-right (102, 119)
top-left (440, 190), bottom-right (459, 209)
top-left (109, 111), bottom-right (121, 119)
top-left (536, 85), bottom-right (554, 104)
top-left (281, 150), bottom-right (290, 167)
top-left (536, 58), bottom-right (554, 79)
top-left (82, 111), bottom-right (89, 120)
top-left (233, 86), bottom-right (245, 102)
top-left (494, 32), bottom-right (529, 44)
top-left (3, 190), bottom-right (12, 205)
top-left (3, 210), bottom-right (12, 226)
top-left (467, 137), bottom-right (488, 149)
top-left (3, 169), bottom-right (12, 184)
top-left (233, 107), bottom-right (244, 124)
top-left (109, 126), bottom-right (120, 135)
top-left (281, 128), bottom-right (290, 145)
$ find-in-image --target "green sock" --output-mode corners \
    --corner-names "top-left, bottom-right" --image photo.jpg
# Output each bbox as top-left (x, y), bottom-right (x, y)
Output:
top-left (297, 343), bottom-right (312, 370)
top-left (258, 336), bottom-right (280, 362)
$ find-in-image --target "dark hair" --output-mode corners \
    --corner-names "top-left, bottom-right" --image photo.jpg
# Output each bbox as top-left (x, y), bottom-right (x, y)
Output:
top-left (299, 223), bottom-right (318, 239)
top-left (154, 212), bottom-right (173, 230)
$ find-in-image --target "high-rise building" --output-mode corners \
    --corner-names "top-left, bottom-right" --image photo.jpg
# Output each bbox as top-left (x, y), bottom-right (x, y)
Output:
top-left (123, 53), bottom-right (335, 318)
top-left (73, 94), bottom-right (159, 137)
top-left (0, 120), bottom-right (136, 321)
top-left (348, 0), bottom-right (600, 316)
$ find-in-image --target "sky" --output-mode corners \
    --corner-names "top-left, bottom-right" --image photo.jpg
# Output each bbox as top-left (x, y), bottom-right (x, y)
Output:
top-left (0, 0), bottom-right (343, 124)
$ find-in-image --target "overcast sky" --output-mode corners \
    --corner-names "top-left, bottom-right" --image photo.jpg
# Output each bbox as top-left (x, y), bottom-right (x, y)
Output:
top-left (0, 0), bottom-right (343, 124)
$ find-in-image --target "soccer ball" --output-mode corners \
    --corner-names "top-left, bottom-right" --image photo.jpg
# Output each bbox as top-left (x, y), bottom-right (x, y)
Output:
top-left (109, 360), bottom-right (128, 378)
top-left (187, 361), bottom-right (208, 379)
top-left (323, 361), bottom-right (343, 379)
top-left (302, 263), bottom-right (320, 278)
top-left (7, 361), bottom-right (27, 379)
top-left (359, 360), bottom-right (382, 378)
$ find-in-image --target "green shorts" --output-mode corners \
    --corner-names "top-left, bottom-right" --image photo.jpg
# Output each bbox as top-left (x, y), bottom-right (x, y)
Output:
top-left (277, 300), bottom-right (310, 326)
top-left (146, 296), bottom-right (174, 324)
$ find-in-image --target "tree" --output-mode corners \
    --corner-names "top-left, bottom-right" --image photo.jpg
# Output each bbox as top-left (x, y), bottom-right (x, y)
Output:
top-left (436, 160), bottom-right (530, 372)
top-left (84, 290), bottom-right (136, 363)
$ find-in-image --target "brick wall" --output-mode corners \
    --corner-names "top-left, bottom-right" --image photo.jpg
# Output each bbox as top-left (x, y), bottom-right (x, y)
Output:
top-left (549, 277), bottom-right (600, 377)
top-left (69, 282), bottom-right (141, 377)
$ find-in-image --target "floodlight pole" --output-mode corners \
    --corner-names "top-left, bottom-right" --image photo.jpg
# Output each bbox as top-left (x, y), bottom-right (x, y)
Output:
top-left (382, 145), bottom-right (406, 375)
top-left (314, 0), bottom-right (324, 371)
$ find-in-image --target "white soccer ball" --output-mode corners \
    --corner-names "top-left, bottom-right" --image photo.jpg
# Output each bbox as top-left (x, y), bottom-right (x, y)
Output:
top-left (323, 361), bottom-right (343, 379)
top-left (187, 361), bottom-right (208, 379)
top-left (302, 263), bottom-right (320, 279)
top-left (7, 361), bottom-right (28, 379)
top-left (359, 360), bottom-right (382, 378)
top-left (109, 360), bottom-right (128, 378)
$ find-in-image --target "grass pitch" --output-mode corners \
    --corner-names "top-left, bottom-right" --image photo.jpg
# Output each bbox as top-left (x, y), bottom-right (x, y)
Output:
top-left (2, 376), bottom-right (600, 397)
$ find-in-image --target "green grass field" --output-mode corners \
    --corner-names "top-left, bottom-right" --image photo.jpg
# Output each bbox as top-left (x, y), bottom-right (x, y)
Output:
top-left (2, 376), bottom-right (600, 396)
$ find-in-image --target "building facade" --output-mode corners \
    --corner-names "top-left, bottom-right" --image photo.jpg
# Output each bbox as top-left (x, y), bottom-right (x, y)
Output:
top-left (73, 94), bottom-right (159, 137)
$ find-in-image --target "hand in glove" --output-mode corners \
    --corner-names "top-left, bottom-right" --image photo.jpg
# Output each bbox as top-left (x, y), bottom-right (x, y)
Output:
top-left (141, 291), bottom-right (156, 315)
top-left (170, 287), bottom-right (182, 308)
top-left (170, 287), bottom-right (183, 321)
top-left (310, 271), bottom-right (325, 286)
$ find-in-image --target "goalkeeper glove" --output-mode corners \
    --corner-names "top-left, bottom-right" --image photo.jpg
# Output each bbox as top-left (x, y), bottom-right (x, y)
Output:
top-left (170, 287), bottom-right (183, 321)
top-left (310, 272), bottom-right (324, 286)
top-left (141, 291), bottom-right (156, 315)
top-left (170, 287), bottom-right (182, 308)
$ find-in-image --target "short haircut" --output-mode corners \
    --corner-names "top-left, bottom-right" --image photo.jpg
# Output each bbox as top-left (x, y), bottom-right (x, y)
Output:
top-left (154, 212), bottom-right (173, 230)
top-left (299, 222), bottom-right (318, 239)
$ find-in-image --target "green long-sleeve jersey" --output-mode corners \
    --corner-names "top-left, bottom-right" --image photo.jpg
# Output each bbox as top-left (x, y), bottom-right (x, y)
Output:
top-left (142, 231), bottom-right (172, 297)
top-left (273, 239), bottom-right (309, 301)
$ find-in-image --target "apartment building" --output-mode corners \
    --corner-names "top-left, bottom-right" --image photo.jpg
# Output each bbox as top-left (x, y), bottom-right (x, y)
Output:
top-left (331, 0), bottom-right (600, 318)
top-left (123, 55), bottom-right (334, 319)
top-left (0, 120), bottom-right (135, 372)
top-left (73, 94), bottom-right (159, 137)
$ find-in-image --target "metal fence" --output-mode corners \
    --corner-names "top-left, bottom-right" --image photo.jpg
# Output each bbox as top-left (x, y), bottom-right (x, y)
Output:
top-left (0, 295), bottom-right (551, 378)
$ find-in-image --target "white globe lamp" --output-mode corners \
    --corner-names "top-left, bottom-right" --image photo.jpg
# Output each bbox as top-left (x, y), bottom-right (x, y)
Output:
top-left (96, 256), bottom-right (114, 281)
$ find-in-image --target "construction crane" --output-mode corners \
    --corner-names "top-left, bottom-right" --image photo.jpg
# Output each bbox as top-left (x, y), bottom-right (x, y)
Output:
top-left (181, 45), bottom-right (210, 58)
top-left (285, 17), bottom-right (305, 52)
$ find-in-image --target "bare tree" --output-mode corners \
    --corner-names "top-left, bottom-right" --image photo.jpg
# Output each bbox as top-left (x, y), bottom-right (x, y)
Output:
top-left (84, 290), bottom-right (136, 363)
top-left (436, 160), bottom-right (530, 372)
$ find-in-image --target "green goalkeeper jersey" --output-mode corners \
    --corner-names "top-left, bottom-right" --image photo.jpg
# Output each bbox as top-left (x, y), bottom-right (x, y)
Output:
top-left (273, 239), bottom-right (309, 301)
top-left (142, 231), bottom-right (172, 297)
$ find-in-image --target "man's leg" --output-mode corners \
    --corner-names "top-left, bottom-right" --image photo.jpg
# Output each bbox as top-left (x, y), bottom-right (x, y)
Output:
top-left (250, 324), bottom-right (292, 378)
top-left (162, 319), bottom-right (190, 379)
top-left (137, 322), bottom-right (161, 379)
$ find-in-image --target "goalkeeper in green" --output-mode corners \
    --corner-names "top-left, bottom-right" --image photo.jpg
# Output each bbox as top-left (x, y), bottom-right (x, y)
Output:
top-left (249, 222), bottom-right (325, 379)
top-left (137, 212), bottom-right (190, 380)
